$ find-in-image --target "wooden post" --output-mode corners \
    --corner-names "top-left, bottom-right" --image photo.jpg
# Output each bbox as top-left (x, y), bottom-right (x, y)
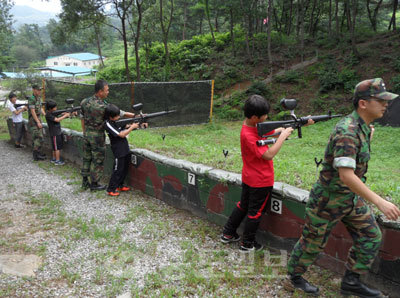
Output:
top-left (131, 81), bottom-right (135, 106)
top-left (209, 80), bottom-right (215, 122)
top-left (41, 78), bottom-right (46, 102)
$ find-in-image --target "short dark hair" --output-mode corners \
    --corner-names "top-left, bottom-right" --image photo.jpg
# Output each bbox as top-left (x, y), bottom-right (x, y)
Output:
top-left (95, 79), bottom-right (108, 93)
top-left (243, 94), bottom-right (270, 118)
top-left (46, 100), bottom-right (57, 111)
top-left (8, 92), bottom-right (16, 99)
top-left (104, 104), bottom-right (120, 120)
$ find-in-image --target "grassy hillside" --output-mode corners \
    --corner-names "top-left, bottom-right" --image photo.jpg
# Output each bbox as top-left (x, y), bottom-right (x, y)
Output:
top-left (98, 29), bottom-right (400, 120)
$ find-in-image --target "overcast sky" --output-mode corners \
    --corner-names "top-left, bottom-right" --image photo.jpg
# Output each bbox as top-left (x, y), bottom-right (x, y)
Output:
top-left (14, 0), bottom-right (61, 14)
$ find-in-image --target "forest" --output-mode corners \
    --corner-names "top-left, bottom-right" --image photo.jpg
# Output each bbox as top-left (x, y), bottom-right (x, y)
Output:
top-left (1, 0), bottom-right (400, 113)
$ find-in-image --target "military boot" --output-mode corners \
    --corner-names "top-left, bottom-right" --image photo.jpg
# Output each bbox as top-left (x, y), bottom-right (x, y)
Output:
top-left (37, 152), bottom-right (46, 159)
top-left (340, 270), bottom-right (381, 297)
top-left (90, 182), bottom-right (106, 191)
top-left (33, 150), bottom-right (45, 161)
top-left (82, 177), bottom-right (90, 190)
top-left (289, 275), bottom-right (320, 296)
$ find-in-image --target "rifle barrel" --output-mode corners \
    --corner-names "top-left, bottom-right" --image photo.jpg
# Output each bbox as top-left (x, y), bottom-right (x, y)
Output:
top-left (115, 110), bottom-right (176, 128)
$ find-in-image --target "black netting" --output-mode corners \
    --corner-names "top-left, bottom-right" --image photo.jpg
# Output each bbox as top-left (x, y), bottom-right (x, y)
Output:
top-left (44, 79), bottom-right (213, 127)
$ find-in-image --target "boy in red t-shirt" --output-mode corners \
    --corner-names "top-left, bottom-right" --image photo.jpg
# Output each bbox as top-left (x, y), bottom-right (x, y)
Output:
top-left (220, 94), bottom-right (294, 252)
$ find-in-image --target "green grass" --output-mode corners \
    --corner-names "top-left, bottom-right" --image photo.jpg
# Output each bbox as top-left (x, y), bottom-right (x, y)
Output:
top-left (56, 116), bottom-right (400, 203)
top-left (3, 108), bottom-right (399, 203)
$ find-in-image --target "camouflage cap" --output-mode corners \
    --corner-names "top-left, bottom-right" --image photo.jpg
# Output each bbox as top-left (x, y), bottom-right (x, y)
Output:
top-left (354, 78), bottom-right (398, 101)
top-left (32, 84), bottom-right (42, 90)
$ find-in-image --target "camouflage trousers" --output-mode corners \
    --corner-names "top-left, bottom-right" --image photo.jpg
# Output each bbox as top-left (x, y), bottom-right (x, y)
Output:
top-left (28, 124), bottom-right (44, 151)
top-left (287, 186), bottom-right (382, 276)
top-left (81, 132), bottom-right (105, 184)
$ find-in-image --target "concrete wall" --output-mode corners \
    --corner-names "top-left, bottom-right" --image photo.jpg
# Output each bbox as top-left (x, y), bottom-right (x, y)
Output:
top-left (8, 118), bottom-right (400, 296)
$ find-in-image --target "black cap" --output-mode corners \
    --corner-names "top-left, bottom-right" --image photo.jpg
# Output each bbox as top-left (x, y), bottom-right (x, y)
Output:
top-left (32, 84), bottom-right (42, 90)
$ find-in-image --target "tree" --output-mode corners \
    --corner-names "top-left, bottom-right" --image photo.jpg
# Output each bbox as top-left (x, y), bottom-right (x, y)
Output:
top-left (128, 0), bottom-right (145, 81)
top-left (388, 0), bottom-right (398, 31)
top-left (0, 0), bottom-right (14, 70)
top-left (159, 0), bottom-right (174, 79)
top-left (60, 0), bottom-right (135, 81)
top-left (267, 0), bottom-right (273, 65)
top-left (11, 24), bottom-right (47, 67)
top-left (203, 0), bottom-right (216, 43)
top-left (366, 0), bottom-right (383, 32)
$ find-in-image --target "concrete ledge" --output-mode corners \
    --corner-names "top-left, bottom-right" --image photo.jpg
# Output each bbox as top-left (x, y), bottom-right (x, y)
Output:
top-left (8, 118), bottom-right (400, 296)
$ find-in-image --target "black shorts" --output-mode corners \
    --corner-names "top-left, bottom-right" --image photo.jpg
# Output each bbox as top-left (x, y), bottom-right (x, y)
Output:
top-left (50, 134), bottom-right (63, 151)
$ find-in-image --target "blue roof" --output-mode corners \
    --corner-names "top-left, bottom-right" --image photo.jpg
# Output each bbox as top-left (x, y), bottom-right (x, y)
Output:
top-left (38, 66), bottom-right (97, 76)
top-left (64, 53), bottom-right (103, 61)
top-left (1, 72), bottom-right (27, 78)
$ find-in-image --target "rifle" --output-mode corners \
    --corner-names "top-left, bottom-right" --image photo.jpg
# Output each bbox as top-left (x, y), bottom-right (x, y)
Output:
top-left (14, 96), bottom-right (45, 109)
top-left (52, 98), bottom-right (81, 117)
top-left (256, 98), bottom-right (342, 146)
top-left (14, 103), bottom-right (28, 109)
top-left (114, 103), bottom-right (176, 128)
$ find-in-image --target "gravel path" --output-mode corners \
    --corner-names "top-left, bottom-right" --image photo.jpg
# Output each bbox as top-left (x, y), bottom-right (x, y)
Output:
top-left (0, 139), bottom-right (344, 297)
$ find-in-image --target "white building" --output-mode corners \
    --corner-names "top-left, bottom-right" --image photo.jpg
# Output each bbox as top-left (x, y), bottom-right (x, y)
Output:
top-left (46, 53), bottom-right (104, 69)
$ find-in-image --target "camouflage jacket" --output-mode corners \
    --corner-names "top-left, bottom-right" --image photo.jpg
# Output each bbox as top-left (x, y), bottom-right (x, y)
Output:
top-left (28, 95), bottom-right (42, 126)
top-left (316, 110), bottom-right (371, 194)
top-left (80, 95), bottom-right (107, 133)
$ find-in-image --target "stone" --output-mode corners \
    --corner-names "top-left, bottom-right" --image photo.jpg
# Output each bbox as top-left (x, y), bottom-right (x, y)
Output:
top-left (0, 254), bottom-right (42, 277)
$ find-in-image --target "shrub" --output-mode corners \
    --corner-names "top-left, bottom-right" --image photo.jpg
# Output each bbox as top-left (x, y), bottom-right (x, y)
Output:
top-left (343, 54), bottom-right (359, 67)
top-left (317, 56), bottom-right (358, 93)
top-left (390, 75), bottom-right (400, 94)
top-left (338, 68), bottom-right (359, 92)
top-left (394, 57), bottom-right (400, 72)
top-left (246, 81), bottom-right (271, 98)
top-left (274, 70), bottom-right (304, 84)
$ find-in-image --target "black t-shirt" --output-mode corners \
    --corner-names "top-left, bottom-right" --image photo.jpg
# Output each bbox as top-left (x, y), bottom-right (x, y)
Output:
top-left (45, 112), bottom-right (61, 136)
top-left (104, 120), bottom-right (130, 158)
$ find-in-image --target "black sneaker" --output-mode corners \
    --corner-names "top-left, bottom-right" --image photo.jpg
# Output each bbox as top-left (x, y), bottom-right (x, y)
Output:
top-left (239, 242), bottom-right (264, 252)
top-left (220, 233), bottom-right (240, 244)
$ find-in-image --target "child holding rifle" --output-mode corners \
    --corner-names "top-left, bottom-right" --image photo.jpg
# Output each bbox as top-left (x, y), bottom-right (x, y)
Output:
top-left (220, 94), bottom-right (295, 252)
top-left (7, 92), bottom-right (28, 148)
top-left (45, 100), bottom-right (71, 166)
top-left (104, 104), bottom-right (147, 196)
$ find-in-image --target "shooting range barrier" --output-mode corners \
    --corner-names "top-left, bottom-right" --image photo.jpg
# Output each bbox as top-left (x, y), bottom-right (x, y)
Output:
top-left (43, 79), bottom-right (214, 126)
top-left (7, 119), bottom-right (400, 296)
top-left (378, 98), bottom-right (400, 127)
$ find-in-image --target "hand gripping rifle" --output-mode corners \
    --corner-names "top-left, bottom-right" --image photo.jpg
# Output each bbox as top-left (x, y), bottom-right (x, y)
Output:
top-left (14, 96), bottom-right (41, 109)
top-left (52, 98), bottom-right (81, 117)
top-left (114, 103), bottom-right (176, 128)
top-left (256, 98), bottom-right (342, 146)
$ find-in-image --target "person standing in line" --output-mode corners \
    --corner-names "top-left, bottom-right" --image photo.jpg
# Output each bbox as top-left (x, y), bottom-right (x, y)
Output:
top-left (104, 104), bottom-right (147, 196)
top-left (286, 78), bottom-right (400, 297)
top-left (80, 79), bottom-right (136, 191)
top-left (28, 84), bottom-right (46, 161)
top-left (7, 92), bottom-right (27, 148)
top-left (45, 100), bottom-right (72, 166)
top-left (220, 94), bottom-right (294, 252)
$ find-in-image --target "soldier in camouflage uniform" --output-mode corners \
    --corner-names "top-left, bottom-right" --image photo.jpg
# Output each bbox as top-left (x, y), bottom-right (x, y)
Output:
top-left (286, 78), bottom-right (400, 297)
top-left (28, 84), bottom-right (46, 161)
top-left (80, 79), bottom-right (135, 191)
